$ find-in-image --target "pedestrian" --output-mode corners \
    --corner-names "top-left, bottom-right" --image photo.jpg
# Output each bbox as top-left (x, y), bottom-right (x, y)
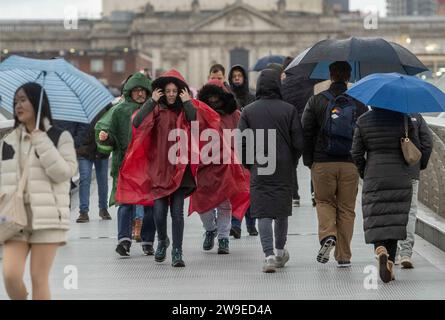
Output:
top-left (396, 113), bottom-right (432, 268)
top-left (1, 83), bottom-right (77, 299)
top-left (302, 61), bottom-right (368, 268)
top-left (238, 69), bottom-right (303, 273)
top-left (351, 107), bottom-right (423, 282)
top-left (192, 79), bottom-right (250, 255)
top-left (75, 103), bottom-right (113, 223)
top-left (228, 64), bottom-right (258, 238)
top-left (96, 72), bottom-right (156, 257)
top-left (125, 69), bottom-right (220, 267)
top-left (208, 64), bottom-right (231, 93)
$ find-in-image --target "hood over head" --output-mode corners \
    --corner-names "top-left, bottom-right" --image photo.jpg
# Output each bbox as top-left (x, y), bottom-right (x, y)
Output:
top-left (122, 73), bottom-right (152, 103)
top-left (152, 69), bottom-right (190, 109)
top-left (256, 69), bottom-right (282, 100)
top-left (229, 65), bottom-right (250, 94)
top-left (198, 79), bottom-right (237, 115)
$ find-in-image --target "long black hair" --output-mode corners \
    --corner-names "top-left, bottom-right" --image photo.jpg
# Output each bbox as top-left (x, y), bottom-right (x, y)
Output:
top-left (14, 82), bottom-right (53, 131)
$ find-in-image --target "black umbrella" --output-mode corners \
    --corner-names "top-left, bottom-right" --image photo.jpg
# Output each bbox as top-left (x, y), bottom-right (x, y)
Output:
top-left (285, 37), bottom-right (428, 82)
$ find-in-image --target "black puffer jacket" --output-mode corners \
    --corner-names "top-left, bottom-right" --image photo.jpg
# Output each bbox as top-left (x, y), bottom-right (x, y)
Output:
top-left (238, 69), bottom-right (303, 219)
top-left (351, 108), bottom-right (418, 243)
top-left (229, 65), bottom-right (256, 109)
top-left (198, 82), bottom-right (237, 116)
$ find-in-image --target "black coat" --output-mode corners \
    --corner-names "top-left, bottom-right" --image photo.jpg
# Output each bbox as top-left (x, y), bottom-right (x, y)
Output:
top-left (238, 69), bottom-right (303, 219)
top-left (351, 108), bottom-right (417, 244)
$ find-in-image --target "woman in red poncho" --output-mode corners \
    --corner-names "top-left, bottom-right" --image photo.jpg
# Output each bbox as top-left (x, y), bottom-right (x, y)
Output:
top-left (190, 79), bottom-right (250, 254)
top-left (121, 70), bottom-right (219, 267)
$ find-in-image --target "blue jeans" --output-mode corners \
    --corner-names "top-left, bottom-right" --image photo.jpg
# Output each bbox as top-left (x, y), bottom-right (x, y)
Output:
top-left (231, 207), bottom-right (256, 229)
top-left (153, 188), bottom-right (185, 250)
top-left (118, 205), bottom-right (156, 245)
top-left (78, 157), bottom-right (109, 213)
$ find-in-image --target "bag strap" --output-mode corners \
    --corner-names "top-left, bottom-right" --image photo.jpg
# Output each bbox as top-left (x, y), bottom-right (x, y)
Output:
top-left (404, 115), bottom-right (409, 139)
top-left (16, 147), bottom-right (33, 194)
top-left (321, 90), bottom-right (335, 102)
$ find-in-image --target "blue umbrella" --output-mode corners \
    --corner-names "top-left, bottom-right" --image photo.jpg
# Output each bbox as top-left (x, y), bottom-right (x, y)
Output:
top-left (0, 55), bottom-right (114, 124)
top-left (346, 73), bottom-right (445, 113)
top-left (251, 55), bottom-right (286, 72)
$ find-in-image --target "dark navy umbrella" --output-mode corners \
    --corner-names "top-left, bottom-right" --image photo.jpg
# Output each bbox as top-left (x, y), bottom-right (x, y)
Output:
top-left (285, 37), bottom-right (428, 82)
top-left (251, 55), bottom-right (286, 72)
top-left (346, 73), bottom-right (445, 113)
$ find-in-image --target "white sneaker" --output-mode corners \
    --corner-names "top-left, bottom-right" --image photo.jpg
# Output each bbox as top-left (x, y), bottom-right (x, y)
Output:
top-left (262, 255), bottom-right (277, 273)
top-left (275, 249), bottom-right (290, 268)
top-left (400, 256), bottom-right (414, 269)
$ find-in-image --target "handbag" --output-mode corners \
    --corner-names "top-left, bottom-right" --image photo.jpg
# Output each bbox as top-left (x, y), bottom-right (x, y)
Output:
top-left (400, 115), bottom-right (421, 166)
top-left (0, 147), bottom-right (32, 243)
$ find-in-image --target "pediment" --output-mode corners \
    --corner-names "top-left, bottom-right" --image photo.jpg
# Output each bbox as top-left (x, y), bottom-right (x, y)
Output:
top-left (191, 3), bottom-right (284, 32)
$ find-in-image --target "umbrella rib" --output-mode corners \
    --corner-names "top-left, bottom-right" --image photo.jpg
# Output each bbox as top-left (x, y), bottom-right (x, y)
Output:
top-left (54, 72), bottom-right (88, 122)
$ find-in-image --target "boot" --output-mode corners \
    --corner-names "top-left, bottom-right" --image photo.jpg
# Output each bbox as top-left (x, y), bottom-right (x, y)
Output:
top-left (133, 219), bottom-right (142, 243)
top-left (387, 260), bottom-right (395, 281)
top-left (375, 246), bottom-right (392, 283)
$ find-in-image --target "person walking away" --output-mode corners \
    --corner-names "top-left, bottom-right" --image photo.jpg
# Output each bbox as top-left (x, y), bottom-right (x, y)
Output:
top-left (1, 83), bottom-right (77, 299)
top-left (397, 113), bottom-right (432, 268)
top-left (302, 61), bottom-right (368, 268)
top-left (238, 69), bottom-right (303, 273)
top-left (351, 107), bottom-right (421, 282)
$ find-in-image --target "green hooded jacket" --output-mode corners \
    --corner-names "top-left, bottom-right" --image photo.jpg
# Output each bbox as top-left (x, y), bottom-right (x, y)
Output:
top-left (95, 73), bottom-right (152, 206)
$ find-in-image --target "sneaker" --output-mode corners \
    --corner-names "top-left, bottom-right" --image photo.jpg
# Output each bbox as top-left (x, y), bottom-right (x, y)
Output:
top-left (400, 256), bottom-right (414, 269)
top-left (375, 246), bottom-right (392, 283)
top-left (217, 238), bottom-right (230, 255)
top-left (316, 237), bottom-right (336, 264)
top-left (311, 193), bottom-right (316, 207)
top-left (247, 225), bottom-right (258, 236)
top-left (293, 199), bottom-right (300, 207)
top-left (171, 248), bottom-right (185, 267)
top-left (142, 244), bottom-right (154, 256)
top-left (99, 209), bottom-right (112, 220)
top-left (262, 255), bottom-right (277, 273)
top-left (337, 261), bottom-right (351, 268)
top-left (230, 226), bottom-right (241, 239)
top-left (116, 240), bottom-right (131, 257)
top-left (155, 237), bottom-right (170, 262)
top-left (76, 213), bottom-right (90, 223)
top-left (275, 249), bottom-right (290, 268)
top-left (203, 229), bottom-right (217, 251)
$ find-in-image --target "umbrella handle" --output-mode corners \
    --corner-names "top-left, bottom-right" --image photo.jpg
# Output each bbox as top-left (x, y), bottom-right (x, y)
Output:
top-left (35, 71), bottom-right (47, 131)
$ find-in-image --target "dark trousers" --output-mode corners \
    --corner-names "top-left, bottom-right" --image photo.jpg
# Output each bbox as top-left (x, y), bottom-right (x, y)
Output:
top-left (374, 240), bottom-right (398, 262)
top-left (292, 162), bottom-right (300, 200)
top-left (231, 207), bottom-right (256, 229)
top-left (153, 188), bottom-right (185, 250)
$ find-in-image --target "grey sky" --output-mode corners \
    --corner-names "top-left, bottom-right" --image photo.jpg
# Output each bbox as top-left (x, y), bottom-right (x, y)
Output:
top-left (0, 0), bottom-right (387, 20)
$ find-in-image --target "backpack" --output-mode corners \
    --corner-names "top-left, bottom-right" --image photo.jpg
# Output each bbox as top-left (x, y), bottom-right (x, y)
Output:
top-left (321, 91), bottom-right (358, 157)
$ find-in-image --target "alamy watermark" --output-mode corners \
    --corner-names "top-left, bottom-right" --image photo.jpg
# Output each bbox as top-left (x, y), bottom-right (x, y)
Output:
top-left (63, 265), bottom-right (79, 290)
top-left (167, 121), bottom-right (277, 176)
top-left (363, 6), bottom-right (379, 30)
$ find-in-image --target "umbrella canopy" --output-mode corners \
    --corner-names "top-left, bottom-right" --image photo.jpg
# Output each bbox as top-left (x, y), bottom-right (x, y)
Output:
top-left (0, 55), bottom-right (114, 123)
top-left (346, 73), bottom-right (445, 113)
top-left (285, 37), bottom-right (428, 82)
top-left (251, 54), bottom-right (286, 72)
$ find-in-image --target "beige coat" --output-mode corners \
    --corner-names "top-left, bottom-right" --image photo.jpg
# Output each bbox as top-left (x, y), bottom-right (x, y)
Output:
top-left (0, 120), bottom-right (77, 231)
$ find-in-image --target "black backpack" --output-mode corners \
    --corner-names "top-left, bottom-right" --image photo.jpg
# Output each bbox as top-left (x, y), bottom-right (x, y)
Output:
top-left (321, 91), bottom-right (358, 157)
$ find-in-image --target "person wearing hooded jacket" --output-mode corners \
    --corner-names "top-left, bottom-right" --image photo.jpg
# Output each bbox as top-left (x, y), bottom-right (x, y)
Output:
top-left (238, 69), bottom-right (303, 273)
top-left (127, 69), bottom-right (220, 267)
top-left (193, 79), bottom-right (250, 255)
top-left (96, 72), bottom-right (157, 258)
top-left (228, 64), bottom-right (258, 238)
